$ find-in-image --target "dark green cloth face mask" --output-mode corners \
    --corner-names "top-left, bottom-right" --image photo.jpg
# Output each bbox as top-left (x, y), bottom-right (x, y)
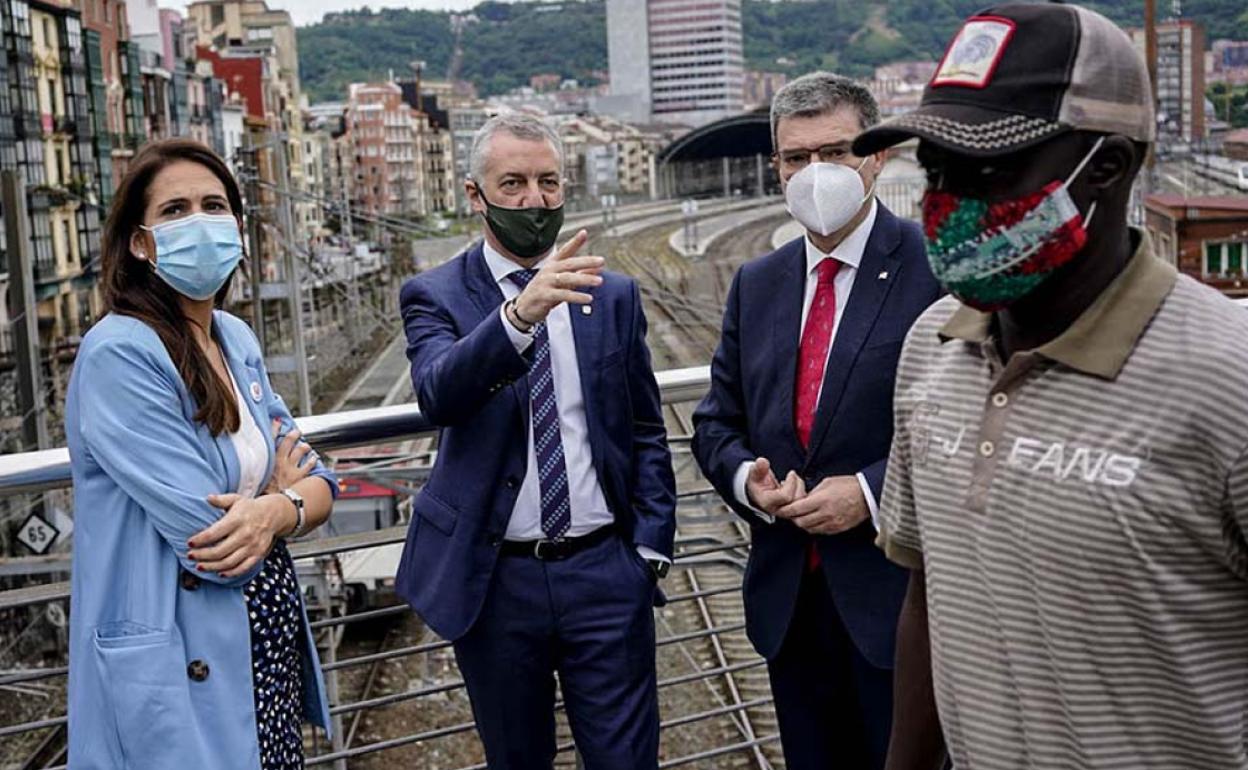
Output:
top-left (476, 186), bottom-right (565, 260)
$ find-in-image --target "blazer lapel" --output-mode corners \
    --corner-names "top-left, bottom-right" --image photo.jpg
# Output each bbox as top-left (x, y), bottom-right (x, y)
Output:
top-left (465, 242), bottom-right (531, 429)
top-left (211, 314), bottom-right (258, 493)
top-left (464, 241), bottom-right (504, 317)
top-left (568, 287), bottom-right (603, 402)
top-left (771, 239), bottom-right (807, 458)
top-left (569, 286), bottom-right (605, 475)
top-left (804, 207), bottom-right (903, 463)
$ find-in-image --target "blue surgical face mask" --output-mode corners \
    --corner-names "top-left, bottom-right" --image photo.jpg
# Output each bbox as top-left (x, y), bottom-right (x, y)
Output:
top-left (141, 213), bottom-right (243, 300)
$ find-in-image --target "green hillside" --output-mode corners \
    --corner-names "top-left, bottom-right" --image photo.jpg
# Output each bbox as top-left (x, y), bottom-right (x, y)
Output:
top-left (297, 0), bottom-right (1248, 104)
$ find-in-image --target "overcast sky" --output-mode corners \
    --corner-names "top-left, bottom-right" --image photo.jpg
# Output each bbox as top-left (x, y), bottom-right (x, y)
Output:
top-left (157, 0), bottom-right (490, 27)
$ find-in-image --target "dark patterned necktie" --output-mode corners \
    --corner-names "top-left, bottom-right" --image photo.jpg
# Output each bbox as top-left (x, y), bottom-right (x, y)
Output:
top-left (507, 270), bottom-right (572, 539)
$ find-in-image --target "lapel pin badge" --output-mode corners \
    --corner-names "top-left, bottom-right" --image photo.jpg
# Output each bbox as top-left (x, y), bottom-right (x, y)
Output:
top-left (582, 305), bottom-right (592, 316)
top-left (249, 381), bottom-right (263, 402)
top-left (878, 270), bottom-right (889, 281)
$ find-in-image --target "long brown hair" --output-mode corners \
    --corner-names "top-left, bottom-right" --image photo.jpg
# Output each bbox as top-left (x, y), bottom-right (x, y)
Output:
top-left (101, 138), bottom-right (246, 435)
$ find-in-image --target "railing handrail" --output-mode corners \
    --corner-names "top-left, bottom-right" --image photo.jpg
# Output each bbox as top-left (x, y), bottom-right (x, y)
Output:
top-left (0, 365), bottom-right (712, 496)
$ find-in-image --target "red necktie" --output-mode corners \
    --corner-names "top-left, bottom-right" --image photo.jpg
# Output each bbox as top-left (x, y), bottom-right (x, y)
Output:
top-left (794, 258), bottom-right (841, 571)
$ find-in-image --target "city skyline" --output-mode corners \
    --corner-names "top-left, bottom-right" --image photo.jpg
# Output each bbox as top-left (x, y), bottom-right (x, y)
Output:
top-left (158, 0), bottom-right (495, 26)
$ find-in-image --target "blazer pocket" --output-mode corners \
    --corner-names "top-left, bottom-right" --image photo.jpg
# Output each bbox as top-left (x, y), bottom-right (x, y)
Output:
top-left (93, 624), bottom-right (194, 767)
top-left (93, 621), bottom-right (170, 649)
top-left (414, 489), bottom-right (459, 535)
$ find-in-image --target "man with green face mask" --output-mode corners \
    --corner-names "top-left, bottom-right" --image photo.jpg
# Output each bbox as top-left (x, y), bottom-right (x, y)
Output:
top-left (395, 113), bottom-right (677, 770)
top-left (851, 4), bottom-right (1248, 769)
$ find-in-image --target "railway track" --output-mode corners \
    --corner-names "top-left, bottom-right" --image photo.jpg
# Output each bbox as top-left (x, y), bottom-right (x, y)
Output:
top-left (1, 199), bottom-right (793, 770)
top-left (589, 211), bottom-right (786, 769)
top-left (318, 201), bottom-right (792, 768)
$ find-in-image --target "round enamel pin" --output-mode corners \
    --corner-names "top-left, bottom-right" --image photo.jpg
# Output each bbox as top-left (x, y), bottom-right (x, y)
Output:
top-left (250, 381), bottom-right (263, 402)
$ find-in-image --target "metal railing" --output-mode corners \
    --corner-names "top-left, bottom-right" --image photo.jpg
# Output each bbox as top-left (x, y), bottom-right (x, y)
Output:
top-left (0, 366), bottom-right (779, 769)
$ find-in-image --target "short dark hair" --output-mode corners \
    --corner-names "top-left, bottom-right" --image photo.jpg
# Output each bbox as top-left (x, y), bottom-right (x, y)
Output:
top-left (770, 72), bottom-right (881, 149)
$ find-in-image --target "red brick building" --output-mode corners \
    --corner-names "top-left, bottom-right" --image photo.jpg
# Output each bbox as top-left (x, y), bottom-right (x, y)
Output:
top-left (1226, 129), bottom-right (1248, 162)
top-left (1146, 194), bottom-right (1248, 297)
top-left (347, 82), bottom-right (424, 217)
top-left (196, 44), bottom-right (266, 119)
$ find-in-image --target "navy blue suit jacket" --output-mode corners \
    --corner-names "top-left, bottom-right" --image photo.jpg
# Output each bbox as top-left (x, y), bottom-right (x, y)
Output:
top-left (692, 204), bottom-right (941, 666)
top-left (395, 242), bottom-right (677, 641)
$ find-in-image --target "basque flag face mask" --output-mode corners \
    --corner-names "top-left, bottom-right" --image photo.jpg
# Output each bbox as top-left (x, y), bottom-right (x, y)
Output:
top-left (921, 137), bottom-right (1104, 312)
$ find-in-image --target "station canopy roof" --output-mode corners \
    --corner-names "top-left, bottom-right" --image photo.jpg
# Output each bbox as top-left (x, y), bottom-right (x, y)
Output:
top-left (657, 108), bottom-right (772, 164)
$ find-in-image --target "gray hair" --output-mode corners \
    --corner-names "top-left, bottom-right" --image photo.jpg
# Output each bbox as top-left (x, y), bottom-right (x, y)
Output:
top-left (468, 113), bottom-right (564, 182)
top-left (770, 72), bottom-right (881, 149)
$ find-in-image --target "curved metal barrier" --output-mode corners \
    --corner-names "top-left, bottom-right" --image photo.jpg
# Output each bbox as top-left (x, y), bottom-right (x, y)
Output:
top-left (0, 365), bottom-right (782, 770)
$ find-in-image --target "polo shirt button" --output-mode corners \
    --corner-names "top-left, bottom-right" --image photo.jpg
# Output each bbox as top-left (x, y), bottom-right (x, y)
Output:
top-left (992, 392), bottom-right (1009, 408)
top-left (187, 659), bottom-right (210, 682)
top-left (979, 441), bottom-right (996, 458)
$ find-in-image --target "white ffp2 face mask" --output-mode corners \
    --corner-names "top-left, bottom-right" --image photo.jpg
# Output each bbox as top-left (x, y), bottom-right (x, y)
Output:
top-left (784, 159), bottom-right (874, 237)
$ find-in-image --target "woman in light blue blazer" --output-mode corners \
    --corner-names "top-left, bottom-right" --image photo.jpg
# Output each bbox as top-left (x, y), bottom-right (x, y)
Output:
top-left (64, 139), bottom-right (339, 770)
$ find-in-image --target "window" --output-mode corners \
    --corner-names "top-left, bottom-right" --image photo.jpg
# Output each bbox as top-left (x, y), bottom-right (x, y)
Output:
top-left (61, 220), bottom-right (73, 265)
top-left (1205, 240), bottom-right (1247, 277)
top-left (66, 17), bottom-right (81, 52)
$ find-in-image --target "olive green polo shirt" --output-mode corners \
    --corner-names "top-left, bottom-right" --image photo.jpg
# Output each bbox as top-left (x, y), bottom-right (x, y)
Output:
top-left (878, 230), bottom-right (1248, 768)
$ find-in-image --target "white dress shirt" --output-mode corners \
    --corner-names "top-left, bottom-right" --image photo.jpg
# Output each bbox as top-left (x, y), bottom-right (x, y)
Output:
top-left (485, 242), bottom-right (666, 563)
top-left (225, 368), bottom-right (269, 499)
top-left (732, 202), bottom-right (882, 530)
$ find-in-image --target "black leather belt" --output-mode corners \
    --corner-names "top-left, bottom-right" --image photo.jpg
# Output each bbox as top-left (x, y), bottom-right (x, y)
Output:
top-left (499, 526), bottom-right (615, 561)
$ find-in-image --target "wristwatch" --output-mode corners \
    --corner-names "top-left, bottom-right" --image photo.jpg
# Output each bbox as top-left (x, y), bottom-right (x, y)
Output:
top-left (281, 488), bottom-right (306, 538)
top-left (645, 558), bottom-right (670, 580)
top-left (505, 298), bottom-right (535, 334)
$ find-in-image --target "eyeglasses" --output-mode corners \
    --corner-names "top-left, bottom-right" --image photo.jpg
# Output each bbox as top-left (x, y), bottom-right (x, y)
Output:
top-left (772, 144), bottom-right (857, 172)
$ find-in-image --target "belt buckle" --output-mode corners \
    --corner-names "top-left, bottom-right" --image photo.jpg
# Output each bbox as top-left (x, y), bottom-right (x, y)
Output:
top-left (533, 538), bottom-right (566, 560)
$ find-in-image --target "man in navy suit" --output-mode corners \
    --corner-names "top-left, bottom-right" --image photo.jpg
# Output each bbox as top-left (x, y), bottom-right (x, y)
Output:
top-left (692, 73), bottom-right (941, 769)
top-left (395, 114), bottom-right (676, 770)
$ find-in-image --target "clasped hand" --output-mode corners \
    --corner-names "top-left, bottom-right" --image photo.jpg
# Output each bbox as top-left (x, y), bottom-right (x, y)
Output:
top-left (745, 457), bottom-right (868, 535)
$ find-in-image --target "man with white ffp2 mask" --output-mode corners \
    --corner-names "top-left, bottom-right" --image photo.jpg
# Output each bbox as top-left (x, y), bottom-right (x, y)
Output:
top-left (692, 72), bottom-right (942, 770)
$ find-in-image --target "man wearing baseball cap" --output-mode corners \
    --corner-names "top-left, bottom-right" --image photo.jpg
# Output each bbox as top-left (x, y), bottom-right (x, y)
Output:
top-left (857, 4), bottom-right (1248, 769)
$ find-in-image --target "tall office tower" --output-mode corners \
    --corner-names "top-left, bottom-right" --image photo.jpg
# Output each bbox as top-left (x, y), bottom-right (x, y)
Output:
top-left (605, 0), bottom-right (744, 127)
top-left (1130, 19), bottom-right (1206, 143)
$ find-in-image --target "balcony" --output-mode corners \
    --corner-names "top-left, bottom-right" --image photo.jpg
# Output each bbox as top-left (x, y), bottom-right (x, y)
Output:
top-left (0, 368), bottom-right (781, 769)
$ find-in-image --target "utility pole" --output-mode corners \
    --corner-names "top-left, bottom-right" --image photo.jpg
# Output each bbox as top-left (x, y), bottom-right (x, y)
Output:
top-left (395, 168), bottom-right (413, 278)
top-left (273, 138), bottom-right (313, 416)
top-left (4, 170), bottom-right (49, 451)
top-left (409, 59), bottom-right (425, 113)
top-left (241, 135), bottom-right (266, 345)
top-left (340, 148), bottom-right (360, 345)
top-left (1145, 0), bottom-right (1158, 182)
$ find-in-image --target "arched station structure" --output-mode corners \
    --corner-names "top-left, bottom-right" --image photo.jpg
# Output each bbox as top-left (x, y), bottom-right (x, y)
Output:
top-left (656, 108), bottom-right (780, 199)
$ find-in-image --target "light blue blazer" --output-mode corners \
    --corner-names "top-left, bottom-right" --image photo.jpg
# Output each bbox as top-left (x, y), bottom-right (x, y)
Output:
top-left (64, 310), bottom-right (337, 770)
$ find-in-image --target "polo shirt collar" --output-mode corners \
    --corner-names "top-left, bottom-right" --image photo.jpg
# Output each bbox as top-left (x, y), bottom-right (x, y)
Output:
top-left (938, 228), bottom-right (1177, 380)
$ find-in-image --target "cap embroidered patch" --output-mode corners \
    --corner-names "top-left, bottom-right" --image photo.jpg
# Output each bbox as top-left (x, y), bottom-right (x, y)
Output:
top-left (932, 17), bottom-right (1016, 89)
top-left (249, 381), bottom-right (263, 402)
